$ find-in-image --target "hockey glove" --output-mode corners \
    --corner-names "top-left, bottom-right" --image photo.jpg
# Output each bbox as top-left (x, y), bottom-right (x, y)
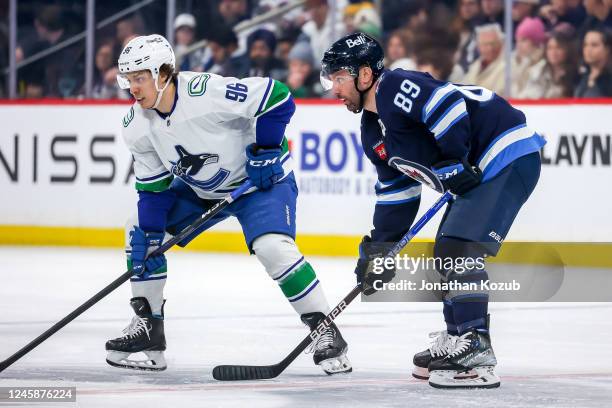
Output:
top-left (354, 236), bottom-right (396, 296)
top-left (245, 143), bottom-right (284, 190)
top-left (129, 226), bottom-right (166, 278)
top-left (431, 157), bottom-right (482, 196)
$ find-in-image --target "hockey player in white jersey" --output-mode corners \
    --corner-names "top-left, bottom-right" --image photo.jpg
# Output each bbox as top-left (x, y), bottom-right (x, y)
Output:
top-left (104, 34), bottom-right (351, 375)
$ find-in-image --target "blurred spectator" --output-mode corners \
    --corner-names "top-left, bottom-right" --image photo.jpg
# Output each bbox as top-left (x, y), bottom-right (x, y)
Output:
top-left (519, 29), bottom-right (580, 98)
top-left (481, 0), bottom-right (505, 27)
top-left (580, 0), bottom-right (612, 36)
top-left (276, 27), bottom-right (301, 66)
top-left (513, 0), bottom-right (540, 26)
top-left (353, 6), bottom-right (383, 39)
top-left (416, 48), bottom-right (456, 80)
top-left (463, 23), bottom-right (506, 95)
top-left (575, 28), bottom-right (612, 96)
top-left (452, 0), bottom-right (485, 72)
top-left (247, 28), bottom-right (286, 79)
top-left (218, 0), bottom-right (250, 26)
top-left (540, 0), bottom-right (587, 31)
top-left (91, 41), bottom-right (127, 99)
top-left (382, 0), bottom-right (426, 33)
top-left (174, 13), bottom-right (205, 71)
top-left (17, 5), bottom-right (84, 97)
top-left (116, 16), bottom-right (144, 48)
top-left (285, 41), bottom-right (322, 97)
top-left (203, 25), bottom-right (249, 77)
top-left (300, 0), bottom-right (347, 68)
top-left (385, 29), bottom-right (416, 70)
top-left (511, 17), bottom-right (546, 96)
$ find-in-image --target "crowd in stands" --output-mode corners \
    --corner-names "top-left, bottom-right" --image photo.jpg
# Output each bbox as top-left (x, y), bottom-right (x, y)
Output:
top-left (4, 0), bottom-right (612, 99)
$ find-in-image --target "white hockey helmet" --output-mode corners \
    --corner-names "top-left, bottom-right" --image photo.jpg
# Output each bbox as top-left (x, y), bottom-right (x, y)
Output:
top-left (116, 34), bottom-right (176, 106)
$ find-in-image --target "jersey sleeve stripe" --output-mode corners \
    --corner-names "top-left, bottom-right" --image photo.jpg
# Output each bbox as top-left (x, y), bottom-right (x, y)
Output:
top-left (477, 126), bottom-right (545, 180)
top-left (429, 99), bottom-right (468, 140)
top-left (376, 185), bottom-right (421, 204)
top-left (422, 83), bottom-right (457, 122)
top-left (256, 80), bottom-right (291, 117)
top-left (255, 77), bottom-right (273, 116)
top-left (377, 196), bottom-right (421, 206)
top-left (135, 175), bottom-right (173, 192)
top-left (135, 170), bottom-right (171, 182)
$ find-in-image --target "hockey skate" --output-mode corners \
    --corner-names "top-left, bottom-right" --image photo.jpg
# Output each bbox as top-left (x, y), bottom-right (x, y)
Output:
top-left (105, 297), bottom-right (167, 371)
top-left (412, 331), bottom-right (458, 380)
top-left (301, 312), bottom-right (352, 375)
top-left (428, 330), bottom-right (500, 389)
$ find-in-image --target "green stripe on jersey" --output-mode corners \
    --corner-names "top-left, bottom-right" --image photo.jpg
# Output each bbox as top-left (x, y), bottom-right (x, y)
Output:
top-left (279, 262), bottom-right (317, 298)
top-left (126, 258), bottom-right (167, 275)
top-left (257, 80), bottom-right (290, 116)
top-left (281, 136), bottom-right (289, 154)
top-left (135, 176), bottom-right (173, 192)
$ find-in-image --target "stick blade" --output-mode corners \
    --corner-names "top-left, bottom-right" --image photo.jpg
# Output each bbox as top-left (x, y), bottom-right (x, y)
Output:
top-left (212, 365), bottom-right (279, 381)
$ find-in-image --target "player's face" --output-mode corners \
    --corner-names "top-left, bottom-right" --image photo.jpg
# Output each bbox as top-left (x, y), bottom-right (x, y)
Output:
top-left (328, 70), bottom-right (361, 113)
top-left (124, 71), bottom-right (158, 109)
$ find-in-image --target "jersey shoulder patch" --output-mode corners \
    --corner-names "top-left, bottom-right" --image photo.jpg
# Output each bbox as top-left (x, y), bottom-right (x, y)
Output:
top-left (187, 73), bottom-right (211, 96)
top-left (122, 106), bottom-right (135, 127)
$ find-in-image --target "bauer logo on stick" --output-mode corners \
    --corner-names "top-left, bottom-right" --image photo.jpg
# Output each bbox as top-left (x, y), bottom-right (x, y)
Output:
top-left (388, 157), bottom-right (445, 193)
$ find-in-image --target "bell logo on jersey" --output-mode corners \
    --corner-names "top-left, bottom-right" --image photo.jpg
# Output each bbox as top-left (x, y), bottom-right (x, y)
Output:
top-left (373, 141), bottom-right (387, 160)
top-left (346, 35), bottom-right (366, 48)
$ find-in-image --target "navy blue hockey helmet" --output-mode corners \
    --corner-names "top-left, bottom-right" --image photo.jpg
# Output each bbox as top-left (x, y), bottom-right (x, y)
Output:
top-left (320, 32), bottom-right (385, 91)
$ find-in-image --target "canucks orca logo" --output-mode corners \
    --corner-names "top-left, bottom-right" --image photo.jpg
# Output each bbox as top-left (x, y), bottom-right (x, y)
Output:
top-left (170, 145), bottom-right (230, 191)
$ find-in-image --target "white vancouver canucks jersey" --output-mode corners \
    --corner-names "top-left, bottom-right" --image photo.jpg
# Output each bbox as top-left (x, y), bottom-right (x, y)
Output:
top-left (121, 71), bottom-right (293, 199)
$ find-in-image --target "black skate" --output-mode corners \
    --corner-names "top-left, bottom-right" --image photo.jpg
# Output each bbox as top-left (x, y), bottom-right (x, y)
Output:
top-left (301, 312), bottom-right (352, 375)
top-left (428, 330), bottom-right (500, 389)
top-left (412, 331), bottom-right (458, 380)
top-left (105, 297), bottom-right (167, 371)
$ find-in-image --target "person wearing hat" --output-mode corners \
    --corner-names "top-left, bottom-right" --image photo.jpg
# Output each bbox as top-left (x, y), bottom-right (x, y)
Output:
top-left (285, 41), bottom-right (322, 97)
top-left (174, 13), bottom-right (204, 71)
top-left (511, 16), bottom-right (547, 96)
top-left (247, 28), bottom-right (287, 80)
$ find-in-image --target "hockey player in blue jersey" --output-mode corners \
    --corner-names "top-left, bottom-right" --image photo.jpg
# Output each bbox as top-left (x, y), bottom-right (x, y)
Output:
top-left (321, 33), bottom-right (545, 389)
top-left (104, 34), bottom-right (351, 375)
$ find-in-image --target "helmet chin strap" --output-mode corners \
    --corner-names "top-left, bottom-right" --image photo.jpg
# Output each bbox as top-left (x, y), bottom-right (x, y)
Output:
top-left (353, 74), bottom-right (378, 114)
top-left (152, 75), bottom-right (172, 109)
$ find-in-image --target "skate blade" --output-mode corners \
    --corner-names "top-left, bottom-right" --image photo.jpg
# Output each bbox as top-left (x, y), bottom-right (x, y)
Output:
top-left (413, 366), bottom-right (477, 380)
top-left (319, 354), bottom-right (352, 375)
top-left (428, 366), bottom-right (500, 389)
top-left (106, 350), bottom-right (167, 372)
top-left (412, 366), bottom-right (429, 380)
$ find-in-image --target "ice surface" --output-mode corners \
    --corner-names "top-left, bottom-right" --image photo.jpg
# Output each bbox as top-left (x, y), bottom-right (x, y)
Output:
top-left (1, 247), bottom-right (611, 407)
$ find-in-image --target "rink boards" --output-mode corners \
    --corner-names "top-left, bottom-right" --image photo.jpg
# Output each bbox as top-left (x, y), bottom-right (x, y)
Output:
top-left (0, 98), bottom-right (610, 265)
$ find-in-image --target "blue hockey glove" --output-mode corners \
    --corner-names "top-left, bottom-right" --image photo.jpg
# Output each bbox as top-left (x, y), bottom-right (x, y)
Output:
top-left (354, 236), bottom-right (396, 296)
top-left (431, 158), bottom-right (482, 196)
top-left (129, 226), bottom-right (166, 278)
top-left (245, 143), bottom-right (284, 190)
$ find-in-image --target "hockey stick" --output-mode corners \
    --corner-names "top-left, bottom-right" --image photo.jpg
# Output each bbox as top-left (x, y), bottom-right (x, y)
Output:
top-left (0, 180), bottom-right (254, 374)
top-left (212, 190), bottom-right (453, 381)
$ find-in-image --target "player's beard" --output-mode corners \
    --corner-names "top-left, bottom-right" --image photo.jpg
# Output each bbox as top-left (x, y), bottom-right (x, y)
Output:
top-left (345, 93), bottom-right (361, 113)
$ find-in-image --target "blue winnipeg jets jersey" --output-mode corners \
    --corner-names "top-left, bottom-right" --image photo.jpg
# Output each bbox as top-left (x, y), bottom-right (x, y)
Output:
top-left (361, 69), bottom-right (546, 242)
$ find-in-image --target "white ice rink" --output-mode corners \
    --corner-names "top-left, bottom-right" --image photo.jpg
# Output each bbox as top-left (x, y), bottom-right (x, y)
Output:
top-left (1, 247), bottom-right (611, 408)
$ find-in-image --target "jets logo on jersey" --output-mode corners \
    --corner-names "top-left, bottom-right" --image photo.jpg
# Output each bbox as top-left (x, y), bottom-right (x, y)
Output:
top-left (373, 141), bottom-right (387, 160)
top-left (170, 145), bottom-right (230, 191)
top-left (388, 157), bottom-right (445, 193)
top-left (188, 73), bottom-right (210, 96)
